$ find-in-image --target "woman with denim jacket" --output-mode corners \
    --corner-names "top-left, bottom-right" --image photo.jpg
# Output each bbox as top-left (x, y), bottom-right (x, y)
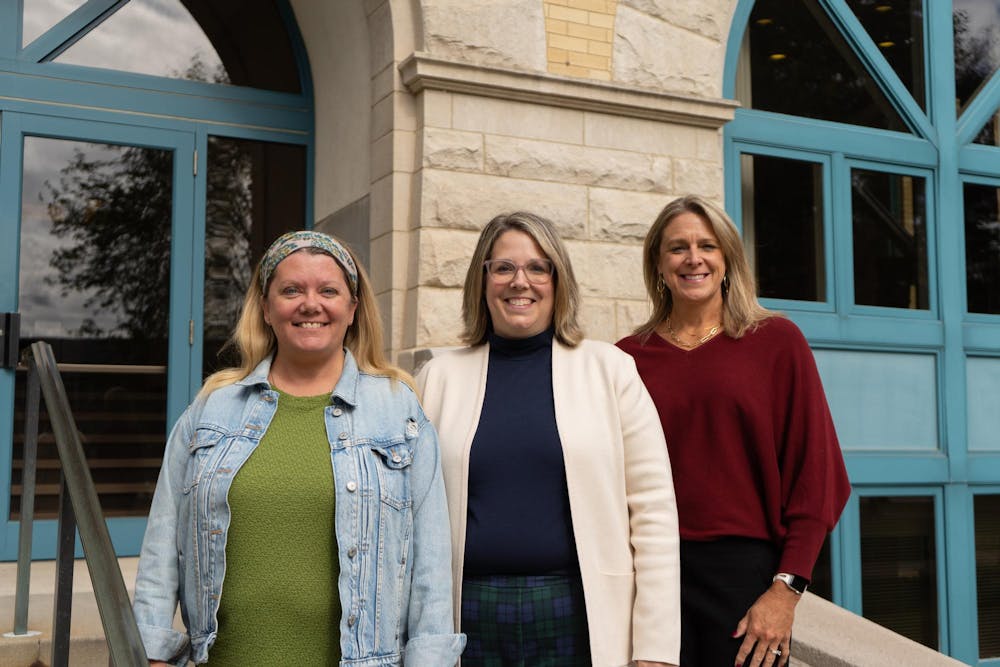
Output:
top-left (133, 231), bottom-right (464, 666)
top-left (416, 212), bottom-right (681, 666)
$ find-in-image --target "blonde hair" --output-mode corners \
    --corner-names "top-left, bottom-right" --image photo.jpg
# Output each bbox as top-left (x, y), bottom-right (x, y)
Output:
top-left (634, 194), bottom-right (776, 339)
top-left (461, 212), bottom-right (583, 347)
top-left (201, 243), bottom-right (413, 396)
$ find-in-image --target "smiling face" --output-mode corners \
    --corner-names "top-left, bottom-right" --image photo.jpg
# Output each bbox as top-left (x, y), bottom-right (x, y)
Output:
top-left (484, 230), bottom-right (555, 339)
top-left (657, 211), bottom-right (727, 310)
top-left (262, 250), bottom-right (357, 363)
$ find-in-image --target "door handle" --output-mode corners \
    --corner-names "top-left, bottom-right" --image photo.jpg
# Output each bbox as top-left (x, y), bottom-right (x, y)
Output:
top-left (1, 312), bottom-right (20, 369)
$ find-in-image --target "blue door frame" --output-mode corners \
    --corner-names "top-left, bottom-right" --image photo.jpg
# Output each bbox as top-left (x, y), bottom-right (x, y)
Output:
top-left (0, 112), bottom-right (197, 559)
top-left (0, 0), bottom-right (314, 561)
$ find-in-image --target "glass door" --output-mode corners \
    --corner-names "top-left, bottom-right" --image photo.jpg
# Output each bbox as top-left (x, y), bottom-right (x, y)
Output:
top-left (0, 113), bottom-right (195, 558)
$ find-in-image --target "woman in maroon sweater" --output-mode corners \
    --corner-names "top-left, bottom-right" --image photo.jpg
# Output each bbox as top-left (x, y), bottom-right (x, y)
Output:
top-left (616, 195), bottom-right (850, 667)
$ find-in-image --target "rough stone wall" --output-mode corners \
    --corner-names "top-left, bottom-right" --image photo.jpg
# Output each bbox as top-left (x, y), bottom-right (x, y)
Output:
top-left (393, 0), bottom-right (739, 358)
top-left (406, 88), bottom-right (726, 351)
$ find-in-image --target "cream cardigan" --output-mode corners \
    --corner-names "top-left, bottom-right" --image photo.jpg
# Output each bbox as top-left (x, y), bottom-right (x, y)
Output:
top-left (416, 338), bottom-right (680, 666)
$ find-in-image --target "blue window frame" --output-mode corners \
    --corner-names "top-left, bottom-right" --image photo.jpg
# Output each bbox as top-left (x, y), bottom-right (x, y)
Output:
top-left (0, 0), bottom-right (314, 560)
top-left (725, 1), bottom-right (1000, 663)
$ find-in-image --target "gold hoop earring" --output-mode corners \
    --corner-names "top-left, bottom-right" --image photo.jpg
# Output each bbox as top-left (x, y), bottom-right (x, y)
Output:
top-left (722, 274), bottom-right (730, 298)
top-left (655, 274), bottom-right (666, 295)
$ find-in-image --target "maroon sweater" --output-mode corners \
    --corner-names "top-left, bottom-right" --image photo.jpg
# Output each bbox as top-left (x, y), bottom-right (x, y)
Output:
top-left (617, 317), bottom-right (850, 578)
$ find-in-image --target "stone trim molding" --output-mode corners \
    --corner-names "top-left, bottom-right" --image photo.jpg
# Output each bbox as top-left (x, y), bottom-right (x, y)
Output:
top-left (399, 52), bottom-right (738, 128)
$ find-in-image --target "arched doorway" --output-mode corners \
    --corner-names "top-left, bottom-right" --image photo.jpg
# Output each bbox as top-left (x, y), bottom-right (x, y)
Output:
top-left (0, 0), bottom-right (313, 559)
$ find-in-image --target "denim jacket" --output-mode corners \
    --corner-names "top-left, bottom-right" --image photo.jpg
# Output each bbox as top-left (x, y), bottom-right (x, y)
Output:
top-left (133, 351), bottom-right (465, 666)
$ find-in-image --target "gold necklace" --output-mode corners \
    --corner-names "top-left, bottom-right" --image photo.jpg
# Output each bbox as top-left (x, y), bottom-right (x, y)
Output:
top-left (664, 318), bottom-right (721, 349)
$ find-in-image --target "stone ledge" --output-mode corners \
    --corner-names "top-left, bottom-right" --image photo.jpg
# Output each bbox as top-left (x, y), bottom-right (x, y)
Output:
top-left (399, 52), bottom-right (738, 128)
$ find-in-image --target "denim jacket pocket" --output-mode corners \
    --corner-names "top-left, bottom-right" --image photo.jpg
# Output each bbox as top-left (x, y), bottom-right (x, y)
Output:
top-left (368, 439), bottom-right (414, 511)
top-left (183, 427), bottom-right (226, 495)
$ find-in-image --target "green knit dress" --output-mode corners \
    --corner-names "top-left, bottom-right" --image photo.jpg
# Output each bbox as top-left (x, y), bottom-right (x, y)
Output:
top-left (204, 391), bottom-right (341, 666)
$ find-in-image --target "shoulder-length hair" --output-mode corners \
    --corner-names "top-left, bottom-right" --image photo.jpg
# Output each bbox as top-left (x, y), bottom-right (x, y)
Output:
top-left (461, 212), bottom-right (583, 347)
top-left (201, 243), bottom-right (413, 396)
top-left (634, 194), bottom-right (776, 340)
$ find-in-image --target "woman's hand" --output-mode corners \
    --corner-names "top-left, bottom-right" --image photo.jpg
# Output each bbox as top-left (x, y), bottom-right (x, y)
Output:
top-left (636, 661), bottom-right (677, 667)
top-left (732, 581), bottom-right (799, 667)
top-left (149, 662), bottom-right (171, 667)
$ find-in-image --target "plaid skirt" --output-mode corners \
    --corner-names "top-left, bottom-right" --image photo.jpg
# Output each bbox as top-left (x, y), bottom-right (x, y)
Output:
top-left (460, 573), bottom-right (591, 666)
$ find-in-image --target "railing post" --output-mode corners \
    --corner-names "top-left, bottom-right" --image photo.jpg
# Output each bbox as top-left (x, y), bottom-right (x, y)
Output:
top-left (12, 352), bottom-right (40, 636)
top-left (52, 473), bottom-right (76, 667)
top-left (30, 342), bottom-right (149, 666)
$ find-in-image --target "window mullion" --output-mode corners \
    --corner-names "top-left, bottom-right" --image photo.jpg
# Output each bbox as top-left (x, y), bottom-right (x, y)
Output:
top-left (19, 0), bottom-right (123, 64)
top-left (820, 0), bottom-right (935, 141)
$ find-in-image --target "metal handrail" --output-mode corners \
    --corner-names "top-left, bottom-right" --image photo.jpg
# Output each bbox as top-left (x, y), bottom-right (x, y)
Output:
top-left (9, 342), bottom-right (148, 667)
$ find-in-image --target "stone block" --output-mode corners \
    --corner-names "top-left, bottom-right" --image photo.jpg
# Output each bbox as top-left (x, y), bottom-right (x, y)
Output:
top-left (422, 90), bottom-right (453, 129)
top-left (484, 135), bottom-right (671, 192)
top-left (423, 0), bottom-right (547, 71)
top-left (423, 127), bottom-right (484, 171)
top-left (579, 298), bottom-right (617, 342)
top-left (589, 187), bottom-right (670, 242)
top-left (616, 299), bottom-right (653, 339)
top-left (452, 94), bottom-right (584, 144)
top-left (420, 169), bottom-right (588, 238)
top-left (618, 0), bottom-right (731, 41)
top-left (568, 240), bottom-right (646, 299)
top-left (696, 127), bottom-right (724, 162)
top-left (413, 286), bottom-right (465, 348)
top-left (673, 158), bottom-right (723, 198)
top-left (613, 4), bottom-right (723, 97)
top-left (416, 228), bottom-right (480, 288)
top-left (584, 113), bottom-right (698, 157)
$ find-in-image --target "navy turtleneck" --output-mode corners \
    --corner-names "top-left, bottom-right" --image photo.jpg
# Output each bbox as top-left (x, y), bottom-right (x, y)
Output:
top-left (463, 327), bottom-right (578, 575)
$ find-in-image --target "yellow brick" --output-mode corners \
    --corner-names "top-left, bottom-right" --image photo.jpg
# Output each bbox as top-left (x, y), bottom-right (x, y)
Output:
top-left (548, 33), bottom-right (590, 52)
top-left (589, 70), bottom-right (612, 81)
top-left (568, 0), bottom-right (609, 11)
top-left (567, 21), bottom-right (609, 41)
top-left (606, 0), bottom-right (619, 11)
top-left (548, 5), bottom-right (590, 23)
top-left (548, 62), bottom-right (592, 78)
top-left (588, 11), bottom-right (615, 28)
top-left (545, 0), bottom-right (570, 5)
top-left (567, 50), bottom-right (609, 69)
top-left (547, 47), bottom-right (569, 63)
top-left (588, 40), bottom-right (612, 56)
top-left (546, 18), bottom-right (568, 34)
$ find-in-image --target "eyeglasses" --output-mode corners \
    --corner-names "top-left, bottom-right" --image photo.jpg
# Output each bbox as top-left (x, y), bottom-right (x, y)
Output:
top-left (483, 258), bottom-right (554, 284)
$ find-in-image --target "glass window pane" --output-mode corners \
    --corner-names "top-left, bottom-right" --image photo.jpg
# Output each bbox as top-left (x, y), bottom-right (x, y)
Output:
top-left (976, 494), bottom-right (1000, 658)
top-left (22, 0), bottom-right (87, 47)
top-left (846, 0), bottom-right (926, 111)
top-left (203, 137), bottom-right (306, 379)
top-left (852, 169), bottom-right (929, 309)
top-left (52, 0), bottom-right (301, 93)
top-left (55, 0), bottom-right (230, 85)
top-left (954, 0), bottom-right (1000, 112)
top-left (12, 136), bottom-right (172, 519)
top-left (740, 153), bottom-right (825, 301)
top-left (860, 496), bottom-right (938, 649)
top-left (738, 0), bottom-right (907, 131)
top-left (963, 182), bottom-right (1000, 314)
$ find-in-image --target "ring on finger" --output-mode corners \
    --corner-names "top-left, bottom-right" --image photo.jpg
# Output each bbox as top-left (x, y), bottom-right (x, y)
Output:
top-left (771, 647), bottom-right (782, 656)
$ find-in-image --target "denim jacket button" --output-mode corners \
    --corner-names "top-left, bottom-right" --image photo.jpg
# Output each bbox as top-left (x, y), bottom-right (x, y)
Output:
top-left (346, 481), bottom-right (358, 492)
top-left (348, 615), bottom-right (356, 627)
top-left (338, 432), bottom-right (348, 440)
top-left (333, 407), bottom-right (343, 416)
top-left (348, 547), bottom-right (357, 558)
top-left (392, 453), bottom-right (402, 463)
top-left (263, 394), bottom-right (274, 403)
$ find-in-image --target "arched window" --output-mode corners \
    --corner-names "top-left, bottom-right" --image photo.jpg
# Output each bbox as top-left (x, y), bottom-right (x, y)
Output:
top-left (0, 0), bottom-right (313, 558)
top-left (725, 1), bottom-right (1000, 661)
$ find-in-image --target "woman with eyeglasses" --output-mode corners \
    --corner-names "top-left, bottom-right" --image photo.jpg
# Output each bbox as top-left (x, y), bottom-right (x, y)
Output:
top-left (417, 212), bottom-right (681, 666)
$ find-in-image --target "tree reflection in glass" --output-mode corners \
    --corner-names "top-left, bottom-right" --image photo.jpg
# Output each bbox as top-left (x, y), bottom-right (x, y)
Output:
top-left (963, 183), bottom-right (1000, 314)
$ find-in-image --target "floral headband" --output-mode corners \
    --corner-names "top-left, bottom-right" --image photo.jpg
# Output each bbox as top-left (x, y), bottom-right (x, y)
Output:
top-left (260, 230), bottom-right (359, 296)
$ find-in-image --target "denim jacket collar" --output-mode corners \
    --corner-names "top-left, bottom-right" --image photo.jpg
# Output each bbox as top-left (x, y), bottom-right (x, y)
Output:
top-left (233, 350), bottom-right (360, 407)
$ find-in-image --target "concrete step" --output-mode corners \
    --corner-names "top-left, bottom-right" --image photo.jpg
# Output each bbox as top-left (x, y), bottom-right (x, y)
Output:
top-left (0, 558), bottom-right (138, 667)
